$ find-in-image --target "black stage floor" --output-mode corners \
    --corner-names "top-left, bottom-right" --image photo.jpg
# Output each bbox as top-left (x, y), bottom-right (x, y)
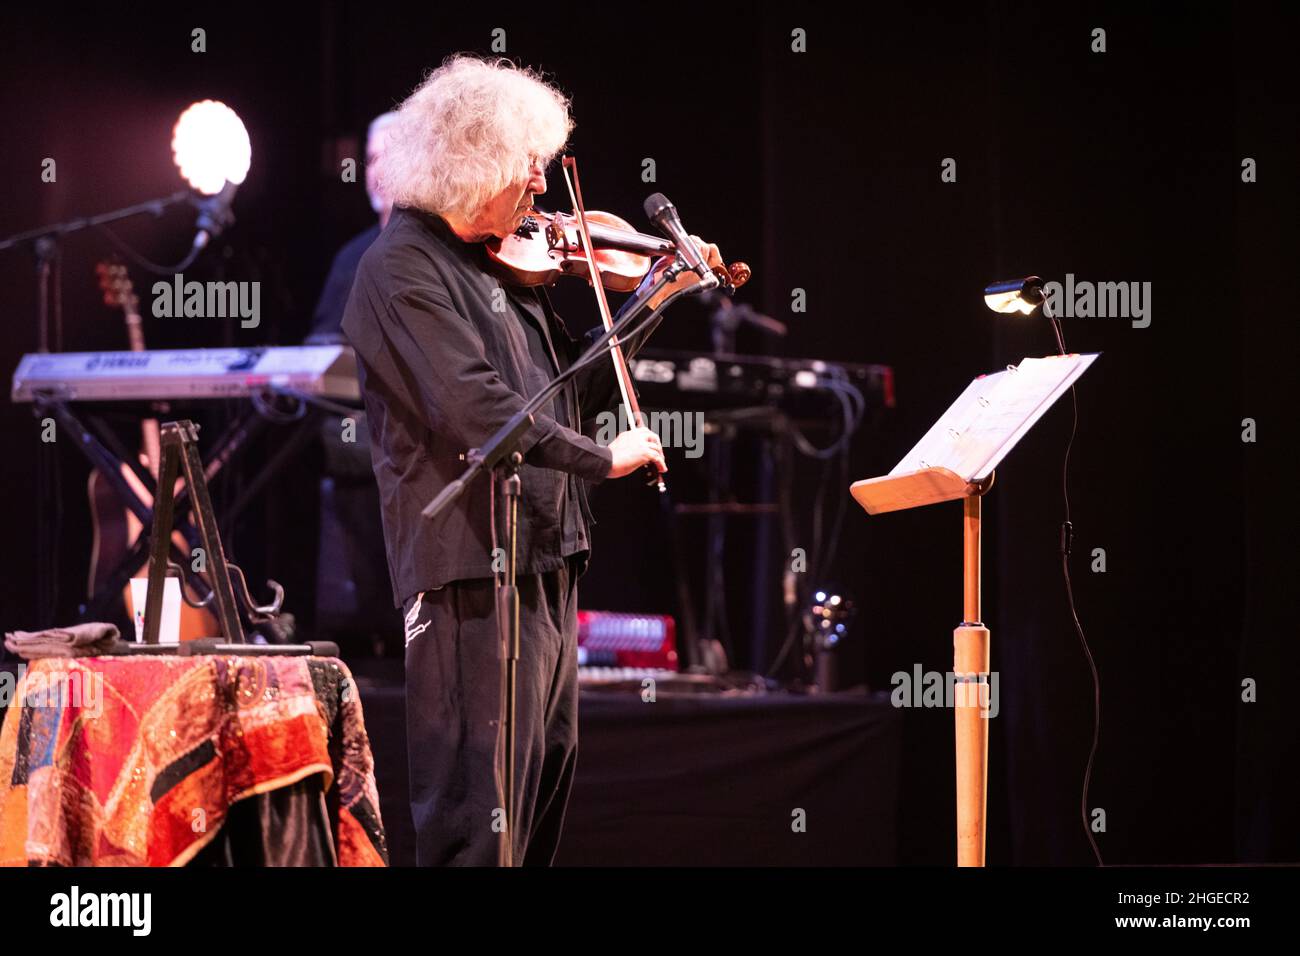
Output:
top-left (351, 661), bottom-right (904, 866)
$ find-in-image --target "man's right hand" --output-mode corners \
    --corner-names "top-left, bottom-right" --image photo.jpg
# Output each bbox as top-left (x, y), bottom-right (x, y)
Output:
top-left (606, 425), bottom-right (666, 479)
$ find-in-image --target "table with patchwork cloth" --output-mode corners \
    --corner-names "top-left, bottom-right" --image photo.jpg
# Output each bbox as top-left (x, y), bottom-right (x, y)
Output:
top-left (0, 653), bottom-right (387, 866)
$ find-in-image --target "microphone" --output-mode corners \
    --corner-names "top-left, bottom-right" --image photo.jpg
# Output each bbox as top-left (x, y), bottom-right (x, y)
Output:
top-left (191, 179), bottom-right (240, 253)
top-left (644, 193), bottom-right (718, 291)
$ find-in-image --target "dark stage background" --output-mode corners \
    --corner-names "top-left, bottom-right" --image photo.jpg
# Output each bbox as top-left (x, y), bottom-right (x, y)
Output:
top-left (0, 3), bottom-right (1296, 865)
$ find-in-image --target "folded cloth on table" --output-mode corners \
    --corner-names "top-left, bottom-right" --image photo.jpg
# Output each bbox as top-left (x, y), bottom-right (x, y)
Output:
top-left (4, 622), bottom-right (121, 660)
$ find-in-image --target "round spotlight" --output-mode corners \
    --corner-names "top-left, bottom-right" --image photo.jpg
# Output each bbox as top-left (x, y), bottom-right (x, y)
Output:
top-left (172, 100), bottom-right (251, 195)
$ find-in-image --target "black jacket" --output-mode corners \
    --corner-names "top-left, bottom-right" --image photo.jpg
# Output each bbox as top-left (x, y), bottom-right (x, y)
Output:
top-left (342, 205), bottom-right (642, 607)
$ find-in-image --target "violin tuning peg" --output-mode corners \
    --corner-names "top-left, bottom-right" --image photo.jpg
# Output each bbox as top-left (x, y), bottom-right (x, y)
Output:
top-left (727, 261), bottom-right (752, 290)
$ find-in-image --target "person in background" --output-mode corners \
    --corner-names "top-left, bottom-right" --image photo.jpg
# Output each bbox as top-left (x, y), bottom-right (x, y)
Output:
top-left (308, 111), bottom-right (401, 652)
top-left (307, 111), bottom-right (399, 343)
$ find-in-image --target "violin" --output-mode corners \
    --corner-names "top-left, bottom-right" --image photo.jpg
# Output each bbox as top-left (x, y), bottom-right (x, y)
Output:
top-left (486, 157), bottom-right (751, 493)
top-left (486, 208), bottom-right (751, 293)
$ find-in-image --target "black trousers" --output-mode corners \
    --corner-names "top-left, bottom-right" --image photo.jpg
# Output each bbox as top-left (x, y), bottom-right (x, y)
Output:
top-left (402, 558), bottom-right (580, 866)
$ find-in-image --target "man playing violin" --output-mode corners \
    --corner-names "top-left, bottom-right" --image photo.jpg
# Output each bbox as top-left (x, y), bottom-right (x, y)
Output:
top-left (341, 54), bottom-right (723, 866)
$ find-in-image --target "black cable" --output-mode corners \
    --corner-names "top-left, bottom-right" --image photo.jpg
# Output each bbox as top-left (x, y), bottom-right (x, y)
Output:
top-left (764, 389), bottom-right (858, 679)
top-left (819, 439), bottom-right (852, 587)
top-left (1061, 383), bottom-right (1102, 867)
top-left (270, 387), bottom-right (362, 419)
top-left (1043, 298), bottom-right (1103, 866)
top-left (706, 429), bottom-right (734, 659)
top-left (92, 222), bottom-right (204, 275)
top-left (786, 376), bottom-right (865, 458)
top-left (486, 467), bottom-right (511, 866)
top-left (250, 389), bottom-right (309, 425)
top-left (803, 382), bottom-right (860, 578)
top-left (765, 576), bottom-right (806, 678)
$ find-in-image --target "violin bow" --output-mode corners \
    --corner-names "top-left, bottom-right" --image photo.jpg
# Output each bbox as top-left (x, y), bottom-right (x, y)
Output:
top-left (560, 155), bottom-right (666, 493)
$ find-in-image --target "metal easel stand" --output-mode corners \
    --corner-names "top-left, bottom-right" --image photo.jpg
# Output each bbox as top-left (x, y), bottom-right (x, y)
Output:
top-left (130, 419), bottom-right (337, 658)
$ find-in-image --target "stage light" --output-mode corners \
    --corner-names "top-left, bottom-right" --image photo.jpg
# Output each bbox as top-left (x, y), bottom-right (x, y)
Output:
top-left (806, 590), bottom-right (854, 642)
top-left (804, 589), bottom-right (856, 692)
top-left (983, 275), bottom-right (1045, 315)
top-left (171, 100), bottom-right (251, 196)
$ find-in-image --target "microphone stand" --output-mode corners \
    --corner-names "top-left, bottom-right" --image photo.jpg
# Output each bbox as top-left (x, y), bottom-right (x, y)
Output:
top-left (0, 192), bottom-right (197, 323)
top-left (421, 261), bottom-right (688, 865)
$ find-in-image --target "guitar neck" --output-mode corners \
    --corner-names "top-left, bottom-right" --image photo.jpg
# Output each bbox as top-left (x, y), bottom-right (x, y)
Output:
top-left (96, 262), bottom-right (161, 481)
top-left (124, 305), bottom-right (161, 480)
top-left (124, 311), bottom-right (146, 354)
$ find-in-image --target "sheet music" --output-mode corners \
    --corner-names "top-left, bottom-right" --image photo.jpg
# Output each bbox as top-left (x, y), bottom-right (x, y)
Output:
top-left (889, 353), bottom-right (1099, 481)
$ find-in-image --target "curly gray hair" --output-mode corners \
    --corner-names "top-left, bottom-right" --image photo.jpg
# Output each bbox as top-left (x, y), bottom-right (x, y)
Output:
top-left (381, 55), bottom-right (573, 221)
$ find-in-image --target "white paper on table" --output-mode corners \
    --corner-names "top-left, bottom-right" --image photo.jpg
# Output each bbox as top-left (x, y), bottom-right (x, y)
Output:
top-left (129, 577), bottom-right (182, 644)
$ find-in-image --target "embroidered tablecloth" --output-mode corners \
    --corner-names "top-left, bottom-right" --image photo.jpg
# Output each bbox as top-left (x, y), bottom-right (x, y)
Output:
top-left (0, 654), bottom-right (387, 866)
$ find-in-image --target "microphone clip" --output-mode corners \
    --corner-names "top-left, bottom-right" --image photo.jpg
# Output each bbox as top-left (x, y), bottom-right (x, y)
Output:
top-left (192, 180), bottom-right (240, 242)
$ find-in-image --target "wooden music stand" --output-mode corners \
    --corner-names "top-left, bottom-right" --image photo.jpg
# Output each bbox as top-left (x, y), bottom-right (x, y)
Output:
top-left (850, 352), bottom-right (1098, 866)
